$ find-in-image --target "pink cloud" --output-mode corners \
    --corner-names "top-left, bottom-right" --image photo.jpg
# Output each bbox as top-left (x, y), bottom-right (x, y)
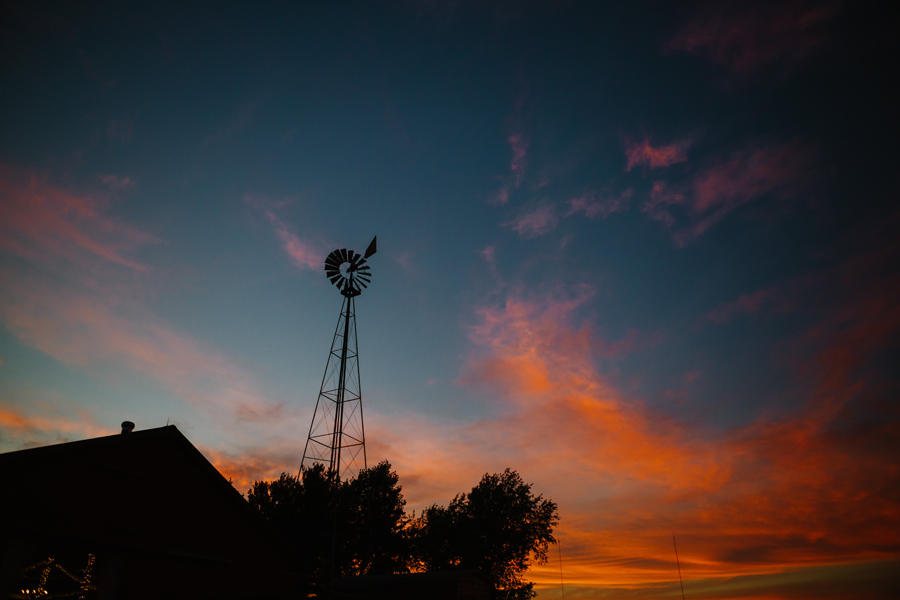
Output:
top-left (0, 269), bottom-right (283, 425)
top-left (0, 163), bottom-right (158, 272)
top-left (625, 138), bottom-right (690, 171)
top-left (675, 141), bottom-right (815, 246)
top-left (490, 132), bottom-right (528, 207)
top-left (667, 0), bottom-right (840, 76)
top-left (478, 245), bottom-right (502, 288)
top-left (502, 205), bottom-right (558, 238)
top-left (99, 174), bottom-right (134, 189)
top-left (566, 188), bottom-right (633, 220)
top-left (273, 224), bottom-right (322, 270)
top-left (641, 141), bottom-right (815, 246)
top-left (692, 141), bottom-right (813, 213)
top-left (491, 91), bottom-right (529, 206)
top-left (0, 171), bottom-right (289, 449)
top-left (508, 132), bottom-right (528, 187)
top-left (641, 181), bottom-right (684, 227)
top-left (480, 245), bottom-right (496, 266)
top-left (493, 185), bottom-right (510, 206)
top-left (246, 194), bottom-right (324, 270)
top-left (392, 251), bottom-right (414, 272)
top-left (684, 370), bottom-right (703, 384)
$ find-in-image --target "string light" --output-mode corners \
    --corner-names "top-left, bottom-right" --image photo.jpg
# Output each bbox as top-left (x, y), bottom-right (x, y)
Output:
top-left (79, 554), bottom-right (96, 600)
top-left (37, 559), bottom-right (52, 596)
top-left (13, 553), bottom-right (98, 599)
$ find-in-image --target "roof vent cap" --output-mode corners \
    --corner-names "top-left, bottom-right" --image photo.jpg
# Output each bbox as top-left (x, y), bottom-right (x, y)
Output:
top-left (121, 421), bottom-right (135, 434)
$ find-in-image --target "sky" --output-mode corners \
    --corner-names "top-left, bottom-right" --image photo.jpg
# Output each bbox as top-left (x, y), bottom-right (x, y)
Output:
top-left (1, 1), bottom-right (898, 598)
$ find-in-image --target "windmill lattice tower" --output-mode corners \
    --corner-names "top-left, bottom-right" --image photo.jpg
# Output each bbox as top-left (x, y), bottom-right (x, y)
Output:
top-left (301, 237), bottom-right (376, 481)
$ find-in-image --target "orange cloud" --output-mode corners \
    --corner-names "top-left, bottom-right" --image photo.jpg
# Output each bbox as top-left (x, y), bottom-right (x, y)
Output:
top-left (0, 403), bottom-right (113, 453)
top-left (371, 250), bottom-right (899, 597)
top-left (0, 407), bottom-right (32, 431)
top-left (203, 442), bottom-right (305, 494)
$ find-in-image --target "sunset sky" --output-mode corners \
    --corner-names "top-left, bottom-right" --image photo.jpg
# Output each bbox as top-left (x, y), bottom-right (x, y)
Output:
top-left (1, 1), bottom-right (898, 598)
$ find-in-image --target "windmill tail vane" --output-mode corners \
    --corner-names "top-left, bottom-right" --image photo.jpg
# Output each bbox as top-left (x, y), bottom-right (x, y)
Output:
top-left (302, 237), bottom-right (376, 481)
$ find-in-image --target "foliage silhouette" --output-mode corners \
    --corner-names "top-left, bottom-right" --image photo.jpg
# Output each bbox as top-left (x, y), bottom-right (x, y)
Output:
top-left (248, 464), bottom-right (557, 600)
top-left (247, 461), bottom-right (410, 581)
top-left (410, 469), bottom-right (559, 600)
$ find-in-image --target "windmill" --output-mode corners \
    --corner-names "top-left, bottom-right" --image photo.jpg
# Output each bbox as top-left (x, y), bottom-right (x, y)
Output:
top-left (301, 236), bottom-right (376, 481)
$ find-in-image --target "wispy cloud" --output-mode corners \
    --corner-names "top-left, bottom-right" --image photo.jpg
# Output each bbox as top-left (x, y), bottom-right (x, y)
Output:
top-left (0, 163), bottom-right (157, 271)
top-left (566, 188), bottom-right (633, 220)
top-left (642, 181), bottom-right (684, 227)
top-left (392, 251), bottom-right (414, 273)
top-left (199, 98), bottom-right (259, 150)
top-left (0, 267), bottom-right (284, 430)
top-left (492, 88), bottom-right (529, 205)
top-left (508, 132), bottom-right (528, 187)
top-left (625, 138), bottom-right (690, 171)
top-left (480, 245), bottom-right (496, 267)
top-left (99, 174), bottom-right (134, 189)
top-left (693, 141), bottom-right (813, 211)
top-left (493, 131), bottom-right (530, 206)
top-left (503, 204), bottom-right (558, 238)
top-left (246, 194), bottom-right (325, 271)
top-left (0, 169), bottom-right (288, 451)
top-left (639, 141), bottom-right (816, 246)
top-left (106, 117), bottom-right (134, 144)
top-left (703, 289), bottom-right (772, 324)
top-left (667, 0), bottom-right (840, 77)
top-left (678, 140), bottom-right (815, 246)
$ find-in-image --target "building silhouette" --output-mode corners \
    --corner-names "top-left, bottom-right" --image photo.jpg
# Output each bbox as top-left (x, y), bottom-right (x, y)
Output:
top-left (0, 425), bottom-right (301, 599)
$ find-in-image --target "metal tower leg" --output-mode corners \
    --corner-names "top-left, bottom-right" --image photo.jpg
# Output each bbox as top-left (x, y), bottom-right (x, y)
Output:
top-left (301, 295), bottom-right (367, 481)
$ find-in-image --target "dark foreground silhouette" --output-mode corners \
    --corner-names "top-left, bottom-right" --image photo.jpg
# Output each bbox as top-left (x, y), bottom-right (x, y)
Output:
top-left (248, 462), bottom-right (559, 600)
top-left (0, 425), bottom-right (557, 600)
top-left (0, 425), bottom-right (301, 600)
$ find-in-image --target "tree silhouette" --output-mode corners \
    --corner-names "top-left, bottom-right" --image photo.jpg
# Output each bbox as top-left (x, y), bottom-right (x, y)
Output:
top-left (411, 469), bottom-right (559, 600)
top-left (248, 465), bottom-right (558, 600)
top-left (247, 461), bottom-right (410, 581)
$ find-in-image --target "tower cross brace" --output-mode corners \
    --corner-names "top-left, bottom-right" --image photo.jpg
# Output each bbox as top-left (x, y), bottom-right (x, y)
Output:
top-left (301, 240), bottom-right (375, 481)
